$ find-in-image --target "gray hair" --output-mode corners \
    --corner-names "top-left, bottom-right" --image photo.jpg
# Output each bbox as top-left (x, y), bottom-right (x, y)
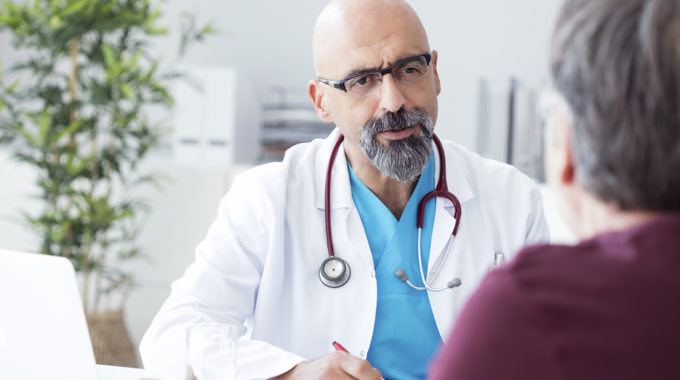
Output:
top-left (551, 0), bottom-right (680, 211)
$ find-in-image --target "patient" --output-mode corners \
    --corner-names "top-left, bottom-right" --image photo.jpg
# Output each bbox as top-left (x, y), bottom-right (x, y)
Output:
top-left (428, 0), bottom-right (680, 378)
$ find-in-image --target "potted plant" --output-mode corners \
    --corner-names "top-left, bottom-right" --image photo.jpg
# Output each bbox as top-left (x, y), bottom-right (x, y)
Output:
top-left (0, 0), bottom-right (212, 366)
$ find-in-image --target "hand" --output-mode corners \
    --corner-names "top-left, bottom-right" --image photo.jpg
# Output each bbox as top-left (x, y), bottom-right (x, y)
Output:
top-left (271, 351), bottom-right (383, 380)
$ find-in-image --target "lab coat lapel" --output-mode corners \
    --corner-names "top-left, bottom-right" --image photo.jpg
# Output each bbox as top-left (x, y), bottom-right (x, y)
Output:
top-left (344, 207), bottom-right (375, 267)
top-left (428, 202), bottom-right (456, 279)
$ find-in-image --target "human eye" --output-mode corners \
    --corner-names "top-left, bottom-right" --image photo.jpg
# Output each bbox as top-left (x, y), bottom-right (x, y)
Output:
top-left (347, 73), bottom-right (379, 91)
top-left (396, 59), bottom-right (427, 81)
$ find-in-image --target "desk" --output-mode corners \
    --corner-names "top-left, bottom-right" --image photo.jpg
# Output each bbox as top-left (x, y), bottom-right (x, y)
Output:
top-left (96, 364), bottom-right (151, 380)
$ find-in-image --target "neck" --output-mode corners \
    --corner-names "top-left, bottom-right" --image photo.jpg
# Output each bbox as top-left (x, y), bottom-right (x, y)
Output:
top-left (570, 190), bottom-right (660, 239)
top-left (345, 146), bottom-right (417, 219)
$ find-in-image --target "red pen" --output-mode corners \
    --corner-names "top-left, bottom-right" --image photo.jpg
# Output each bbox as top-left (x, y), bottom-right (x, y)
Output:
top-left (332, 340), bottom-right (349, 352)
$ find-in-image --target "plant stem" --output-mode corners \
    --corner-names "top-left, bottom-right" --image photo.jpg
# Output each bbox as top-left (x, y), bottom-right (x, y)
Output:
top-left (93, 28), bottom-right (130, 312)
top-left (81, 235), bottom-right (92, 312)
top-left (62, 37), bottom-right (81, 262)
top-left (69, 38), bottom-right (79, 123)
top-left (83, 139), bottom-right (96, 312)
top-left (68, 36), bottom-right (91, 312)
top-left (64, 36), bottom-right (82, 261)
top-left (92, 231), bottom-right (108, 312)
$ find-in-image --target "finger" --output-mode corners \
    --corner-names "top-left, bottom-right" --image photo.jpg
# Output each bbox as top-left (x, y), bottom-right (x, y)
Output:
top-left (337, 353), bottom-right (383, 380)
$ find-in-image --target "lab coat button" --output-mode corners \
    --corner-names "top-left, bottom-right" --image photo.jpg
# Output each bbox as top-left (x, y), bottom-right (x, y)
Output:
top-left (359, 350), bottom-right (366, 358)
top-left (370, 271), bottom-right (375, 278)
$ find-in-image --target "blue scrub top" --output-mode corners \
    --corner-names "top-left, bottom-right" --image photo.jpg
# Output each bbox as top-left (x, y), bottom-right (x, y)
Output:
top-left (348, 153), bottom-right (441, 380)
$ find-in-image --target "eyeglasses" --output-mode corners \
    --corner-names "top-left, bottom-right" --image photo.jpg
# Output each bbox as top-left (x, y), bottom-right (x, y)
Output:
top-left (318, 52), bottom-right (432, 96)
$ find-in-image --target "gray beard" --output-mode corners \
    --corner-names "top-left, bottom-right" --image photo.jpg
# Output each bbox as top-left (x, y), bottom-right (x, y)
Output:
top-left (359, 109), bottom-right (434, 183)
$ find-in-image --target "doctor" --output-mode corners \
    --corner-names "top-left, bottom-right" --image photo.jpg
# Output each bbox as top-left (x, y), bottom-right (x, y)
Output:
top-left (140, 0), bottom-right (548, 379)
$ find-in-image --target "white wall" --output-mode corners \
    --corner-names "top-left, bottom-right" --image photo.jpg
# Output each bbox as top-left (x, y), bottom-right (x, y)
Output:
top-left (414, 0), bottom-right (563, 147)
top-left (1, 0), bottom-right (563, 148)
top-left (149, 0), bottom-right (563, 149)
top-left (0, 0), bottom-right (567, 362)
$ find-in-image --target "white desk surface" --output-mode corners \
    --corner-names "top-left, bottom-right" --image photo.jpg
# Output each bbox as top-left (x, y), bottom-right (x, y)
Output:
top-left (96, 364), bottom-right (151, 380)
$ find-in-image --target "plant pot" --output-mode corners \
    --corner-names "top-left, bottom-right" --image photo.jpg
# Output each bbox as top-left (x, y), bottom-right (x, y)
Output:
top-left (86, 310), bottom-right (139, 368)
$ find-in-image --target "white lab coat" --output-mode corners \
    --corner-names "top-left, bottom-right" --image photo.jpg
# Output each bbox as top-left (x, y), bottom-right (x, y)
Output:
top-left (140, 128), bottom-right (549, 380)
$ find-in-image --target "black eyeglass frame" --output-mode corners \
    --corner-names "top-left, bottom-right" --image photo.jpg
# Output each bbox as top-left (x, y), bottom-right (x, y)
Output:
top-left (317, 52), bottom-right (432, 92)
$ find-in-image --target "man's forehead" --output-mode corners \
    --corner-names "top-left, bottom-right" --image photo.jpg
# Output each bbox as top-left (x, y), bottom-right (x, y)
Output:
top-left (313, 0), bottom-right (429, 78)
top-left (333, 46), bottom-right (429, 79)
top-left (318, 47), bottom-right (431, 82)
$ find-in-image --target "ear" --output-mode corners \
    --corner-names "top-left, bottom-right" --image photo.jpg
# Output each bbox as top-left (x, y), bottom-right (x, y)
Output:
top-left (308, 80), bottom-right (333, 123)
top-left (551, 111), bottom-right (581, 239)
top-left (431, 49), bottom-right (441, 95)
top-left (559, 117), bottom-right (575, 184)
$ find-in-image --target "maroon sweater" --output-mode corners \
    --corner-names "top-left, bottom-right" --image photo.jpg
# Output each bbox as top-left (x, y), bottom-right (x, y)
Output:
top-left (429, 214), bottom-right (680, 380)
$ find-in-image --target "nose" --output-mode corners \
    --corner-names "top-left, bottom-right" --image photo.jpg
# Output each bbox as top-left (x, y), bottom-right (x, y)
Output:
top-left (377, 73), bottom-right (406, 113)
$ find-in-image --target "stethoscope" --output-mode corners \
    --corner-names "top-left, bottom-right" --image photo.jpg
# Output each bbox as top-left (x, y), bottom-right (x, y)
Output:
top-left (319, 133), bottom-right (463, 291)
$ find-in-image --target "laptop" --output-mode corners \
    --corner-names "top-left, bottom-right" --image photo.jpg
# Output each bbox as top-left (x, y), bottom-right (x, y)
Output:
top-left (0, 249), bottom-right (98, 380)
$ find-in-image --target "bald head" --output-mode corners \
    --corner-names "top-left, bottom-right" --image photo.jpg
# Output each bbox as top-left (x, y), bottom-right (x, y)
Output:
top-left (312, 0), bottom-right (430, 78)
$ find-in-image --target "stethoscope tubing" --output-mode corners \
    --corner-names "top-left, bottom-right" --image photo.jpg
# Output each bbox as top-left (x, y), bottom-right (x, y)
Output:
top-left (417, 134), bottom-right (462, 234)
top-left (322, 133), bottom-right (462, 290)
top-left (325, 135), bottom-right (346, 258)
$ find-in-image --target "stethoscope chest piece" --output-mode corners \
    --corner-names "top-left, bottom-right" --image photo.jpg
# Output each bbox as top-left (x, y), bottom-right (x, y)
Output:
top-left (319, 256), bottom-right (351, 288)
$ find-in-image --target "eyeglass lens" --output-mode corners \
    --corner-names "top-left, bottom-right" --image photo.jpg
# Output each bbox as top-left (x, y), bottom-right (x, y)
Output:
top-left (345, 55), bottom-right (429, 95)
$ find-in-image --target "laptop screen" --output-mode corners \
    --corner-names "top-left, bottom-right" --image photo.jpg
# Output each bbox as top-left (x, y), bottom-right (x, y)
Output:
top-left (0, 249), bottom-right (98, 380)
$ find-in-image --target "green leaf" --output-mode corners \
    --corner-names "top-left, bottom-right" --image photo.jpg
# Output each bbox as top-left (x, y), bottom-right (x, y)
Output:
top-left (48, 0), bottom-right (60, 13)
top-left (200, 24), bottom-right (217, 35)
top-left (54, 118), bottom-right (82, 144)
top-left (120, 82), bottom-right (132, 99)
top-left (0, 0), bottom-right (217, 306)
top-left (59, 0), bottom-right (88, 17)
top-left (47, 15), bottom-right (62, 30)
top-left (54, 220), bottom-right (71, 242)
top-left (65, 156), bottom-right (89, 176)
top-left (36, 110), bottom-right (50, 145)
top-left (129, 50), bottom-right (142, 69)
top-left (145, 26), bottom-right (168, 36)
top-left (13, 126), bottom-right (38, 149)
top-left (102, 43), bottom-right (116, 74)
top-left (118, 248), bottom-right (140, 260)
top-left (7, 78), bottom-right (19, 94)
top-left (132, 172), bottom-right (170, 192)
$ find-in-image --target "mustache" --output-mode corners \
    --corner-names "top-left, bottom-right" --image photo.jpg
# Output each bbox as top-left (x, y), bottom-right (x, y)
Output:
top-left (363, 108), bottom-right (432, 134)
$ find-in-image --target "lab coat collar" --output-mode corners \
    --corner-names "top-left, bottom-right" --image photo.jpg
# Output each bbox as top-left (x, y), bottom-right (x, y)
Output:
top-left (314, 129), bottom-right (475, 210)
